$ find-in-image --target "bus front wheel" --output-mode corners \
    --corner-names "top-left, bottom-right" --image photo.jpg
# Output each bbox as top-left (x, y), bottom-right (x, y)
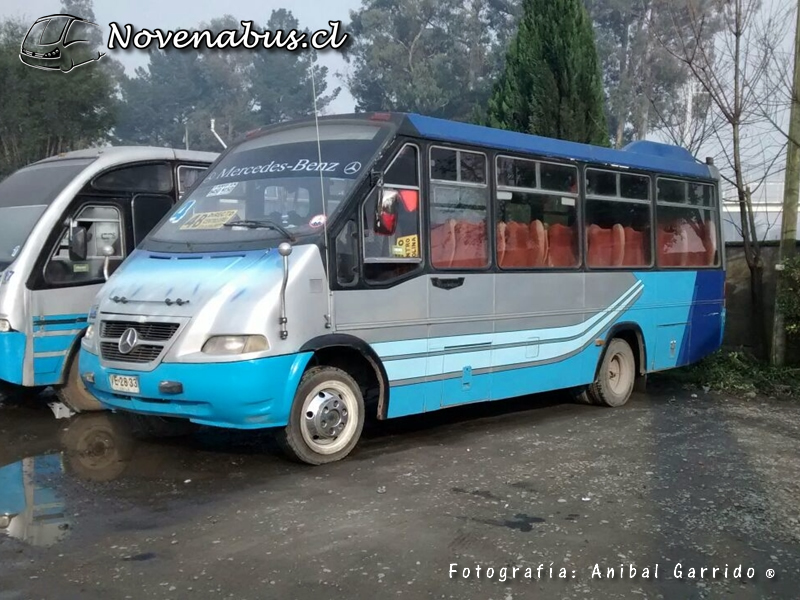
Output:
top-left (57, 355), bottom-right (105, 413)
top-left (582, 338), bottom-right (637, 408)
top-left (279, 366), bottom-right (365, 465)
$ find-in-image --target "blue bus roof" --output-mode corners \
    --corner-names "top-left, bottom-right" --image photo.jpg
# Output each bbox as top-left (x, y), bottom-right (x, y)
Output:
top-left (406, 114), bottom-right (715, 181)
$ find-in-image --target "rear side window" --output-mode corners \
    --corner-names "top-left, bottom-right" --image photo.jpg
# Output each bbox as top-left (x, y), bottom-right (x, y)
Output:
top-left (93, 163), bottom-right (173, 194)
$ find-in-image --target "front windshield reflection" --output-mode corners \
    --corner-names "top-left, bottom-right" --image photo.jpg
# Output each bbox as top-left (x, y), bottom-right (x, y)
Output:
top-left (0, 205), bottom-right (47, 269)
top-left (150, 122), bottom-right (393, 247)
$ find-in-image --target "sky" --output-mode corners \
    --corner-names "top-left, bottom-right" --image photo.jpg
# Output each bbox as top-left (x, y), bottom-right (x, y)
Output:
top-left (1, 0), bottom-right (360, 113)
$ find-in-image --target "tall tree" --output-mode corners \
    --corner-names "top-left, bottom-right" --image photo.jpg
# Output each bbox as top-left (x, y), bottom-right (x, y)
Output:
top-left (584, 0), bottom-right (723, 148)
top-left (485, 0), bottom-right (609, 145)
top-left (113, 10), bottom-right (338, 151)
top-left (659, 0), bottom-right (793, 357)
top-left (250, 9), bottom-right (339, 124)
top-left (343, 0), bottom-right (514, 121)
top-left (0, 3), bottom-right (116, 178)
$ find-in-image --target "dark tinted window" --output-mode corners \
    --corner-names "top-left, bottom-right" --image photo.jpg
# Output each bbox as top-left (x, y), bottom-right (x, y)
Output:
top-left (460, 152), bottom-right (486, 184)
top-left (93, 163), bottom-right (173, 194)
top-left (497, 156), bottom-right (537, 189)
top-left (132, 195), bottom-right (174, 245)
top-left (430, 148), bottom-right (458, 182)
top-left (586, 170), bottom-right (617, 197)
top-left (541, 163), bottom-right (577, 193)
top-left (688, 182), bottom-right (715, 207)
top-left (385, 145), bottom-right (419, 187)
top-left (621, 174), bottom-right (650, 200)
top-left (657, 178), bottom-right (686, 203)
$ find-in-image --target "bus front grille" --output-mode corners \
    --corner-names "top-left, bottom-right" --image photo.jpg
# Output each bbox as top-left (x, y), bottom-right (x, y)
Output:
top-left (100, 321), bottom-right (179, 342)
top-left (100, 342), bottom-right (164, 364)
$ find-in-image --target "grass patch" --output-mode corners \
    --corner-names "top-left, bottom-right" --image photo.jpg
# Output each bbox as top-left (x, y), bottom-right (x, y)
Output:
top-left (651, 350), bottom-right (800, 398)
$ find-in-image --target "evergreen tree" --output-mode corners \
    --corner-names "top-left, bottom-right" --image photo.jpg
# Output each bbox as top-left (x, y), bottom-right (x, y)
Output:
top-left (486, 0), bottom-right (609, 145)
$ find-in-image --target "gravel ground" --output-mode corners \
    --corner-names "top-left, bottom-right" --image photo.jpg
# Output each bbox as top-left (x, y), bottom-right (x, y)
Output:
top-left (0, 384), bottom-right (798, 600)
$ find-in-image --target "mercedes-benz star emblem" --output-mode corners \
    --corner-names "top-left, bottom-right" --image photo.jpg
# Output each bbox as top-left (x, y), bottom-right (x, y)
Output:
top-left (118, 328), bottom-right (139, 355)
top-left (343, 161), bottom-right (362, 175)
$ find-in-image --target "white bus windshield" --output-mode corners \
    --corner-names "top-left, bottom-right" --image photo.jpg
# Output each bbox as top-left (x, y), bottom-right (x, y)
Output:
top-left (0, 158), bottom-right (94, 269)
top-left (150, 123), bottom-right (393, 246)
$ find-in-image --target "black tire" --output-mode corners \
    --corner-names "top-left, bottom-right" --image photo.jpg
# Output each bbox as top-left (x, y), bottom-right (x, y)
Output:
top-left (56, 354), bottom-right (105, 413)
top-left (278, 366), bottom-right (365, 466)
top-left (119, 412), bottom-right (199, 439)
top-left (60, 413), bottom-right (135, 482)
top-left (585, 338), bottom-right (637, 408)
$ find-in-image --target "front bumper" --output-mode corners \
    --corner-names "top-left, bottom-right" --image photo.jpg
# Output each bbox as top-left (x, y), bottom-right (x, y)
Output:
top-left (79, 349), bottom-right (313, 430)
top-left (0, 332), bottom-right (26, 386)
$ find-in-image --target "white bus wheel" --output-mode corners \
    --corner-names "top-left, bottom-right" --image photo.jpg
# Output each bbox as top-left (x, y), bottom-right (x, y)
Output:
top-left (588, 338), bottom-right (637, 408)
top-left (279, 366), bottom-right (365, 466)
top-left (57, 355), bottom-right (104, 413)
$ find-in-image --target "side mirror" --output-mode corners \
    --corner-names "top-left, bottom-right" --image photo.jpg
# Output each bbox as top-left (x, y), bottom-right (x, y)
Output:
top-left (375, 189), bottom-right (400, 236)
top-left (69, 226), bottom-right (88, 262)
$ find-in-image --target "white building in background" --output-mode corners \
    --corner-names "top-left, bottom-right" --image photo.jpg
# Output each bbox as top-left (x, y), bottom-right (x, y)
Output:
top-left (721, 180), bottom-right (800, 244)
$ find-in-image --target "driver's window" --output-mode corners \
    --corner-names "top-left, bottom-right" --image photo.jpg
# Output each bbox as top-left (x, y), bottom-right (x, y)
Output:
top-left (45, 204), bottom-right (124, 286)
top-left (362, 144), bottom-right (422, 284)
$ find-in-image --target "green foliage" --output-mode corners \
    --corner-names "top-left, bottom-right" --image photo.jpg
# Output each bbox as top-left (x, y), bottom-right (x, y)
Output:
top-left (485, 0), bottom-right (609, 145)
top-left (113, 11), bottom-right (338, 151)
top-left (344, 0), bottom-right (518, 121)
top-left (778, 256), bottom-right (800, 338)
top-left (584, 0), bottom-right (722, 148)
top-left (656, 350), bottom-right (800, 397)
top-left (0, 5), bottom-right (117, 178)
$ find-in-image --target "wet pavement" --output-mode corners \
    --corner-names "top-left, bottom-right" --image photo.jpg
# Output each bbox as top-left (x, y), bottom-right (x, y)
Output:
top-left (1, 384), bottom-right (799, 599)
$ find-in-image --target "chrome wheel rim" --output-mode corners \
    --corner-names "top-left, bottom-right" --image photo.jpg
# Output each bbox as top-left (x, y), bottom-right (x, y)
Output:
top-left (300, 380), bottom-right (359, 455)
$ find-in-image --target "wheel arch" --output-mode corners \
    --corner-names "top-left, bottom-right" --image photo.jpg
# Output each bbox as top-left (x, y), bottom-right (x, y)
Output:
top-left (597, 322), bottom-right (647, 379)
top-left (299, 334), bottom-right (390, 420)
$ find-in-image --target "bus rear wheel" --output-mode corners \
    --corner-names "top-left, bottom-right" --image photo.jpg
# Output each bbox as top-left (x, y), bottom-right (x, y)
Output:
top-left (57, 355), bottom-right (105, 413)
top-left (279, 366), bottom-right (365, 466)
top-left (584, 338), bottom-right (637, 408)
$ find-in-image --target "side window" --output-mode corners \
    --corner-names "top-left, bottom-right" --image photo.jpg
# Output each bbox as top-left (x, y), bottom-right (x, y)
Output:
top-left (585, 169), bottom-right (652, 269)
top-left (45, 204), bottom-right (124, 286)
top-left (430, 147), bottom-right (489, 269)
top-left (92, 163), bottom-right (173, 195)
top-left (496, 156), bottom-right (579, 269)
top-left (177, 165), bottom-right (207, 198)
top-left (656, 178), bottom-right (719, 268)
top-left (132, 194), bottom-right (174, 245)
top-left (362, 144), bottom-right (422, 284)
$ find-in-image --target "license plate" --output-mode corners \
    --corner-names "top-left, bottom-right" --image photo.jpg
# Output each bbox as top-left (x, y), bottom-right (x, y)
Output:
top-left (109, 374), bottom-right (140, 394)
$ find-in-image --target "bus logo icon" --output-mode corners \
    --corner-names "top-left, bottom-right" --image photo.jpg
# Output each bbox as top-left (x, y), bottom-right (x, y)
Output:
top-left (118, 328), bottom-right (139, 355)
top-left (19, 14), bottom-right (106, 73)
top-left (344, 162), bottom-right (362, 175)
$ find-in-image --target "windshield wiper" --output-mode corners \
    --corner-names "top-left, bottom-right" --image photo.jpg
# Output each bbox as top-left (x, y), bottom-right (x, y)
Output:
top-left (223, 219), bottom-right (296, 242)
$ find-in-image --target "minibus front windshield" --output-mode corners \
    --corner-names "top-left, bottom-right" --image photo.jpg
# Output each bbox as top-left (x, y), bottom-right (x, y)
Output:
top-left (148, 121), bottom-right (394, 250)
top-left (0, 158), bottom-right (94, 269)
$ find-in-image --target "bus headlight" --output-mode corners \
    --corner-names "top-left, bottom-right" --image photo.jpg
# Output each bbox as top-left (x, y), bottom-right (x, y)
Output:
top-left (0, 319), bottom-right (11, 333)
top-left (0, 514), bottom-right (10, 529)
top-left (202, 335), bottom-right (268, 356)
top-left (85, 324), bottom-right (95, 341)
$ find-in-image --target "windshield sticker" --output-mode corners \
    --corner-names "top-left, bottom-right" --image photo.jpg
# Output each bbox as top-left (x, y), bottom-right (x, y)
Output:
top-left (73, 263), bottom-right (90, 273)
top-left (309, 214), bottom-right (327, 229)
top-left (169, 200), bottom-right (196, 224)
top-left (396, 234), bottom-right (420, 258)
top-left (179, 210), bottom-right (239, 230)
top-left (10, 245), bottom-right (20, 258)
top-left (207, 183), bottom-right (240, 197)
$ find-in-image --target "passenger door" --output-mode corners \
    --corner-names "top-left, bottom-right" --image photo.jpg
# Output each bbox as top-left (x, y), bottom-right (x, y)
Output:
top-left (425, 146), bottom-right (494, 408)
